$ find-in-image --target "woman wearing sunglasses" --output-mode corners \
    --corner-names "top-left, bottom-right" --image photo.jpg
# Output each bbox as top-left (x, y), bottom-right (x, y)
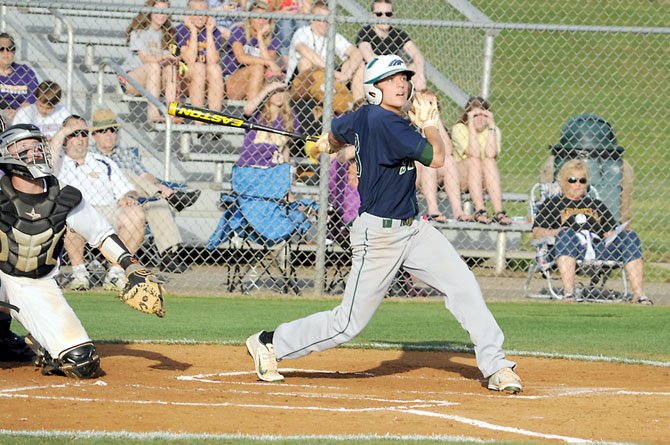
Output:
top-left (451, 96), bottom-right (509, 225)
top-left (355, 0), bottom-right (426, 91)
top-left (532, 159), bottom-right (652, 305)
top-left (0, 33), bottom-right (39, 123)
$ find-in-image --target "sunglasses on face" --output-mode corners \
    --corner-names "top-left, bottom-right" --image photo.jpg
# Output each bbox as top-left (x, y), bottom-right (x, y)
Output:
top-left (567, 177), bottom-right (588, 184)
top-left (373, 11), bottom-right (393, 17)
top-left (93, 127), bottom-right (118, 135)
top-left (0, 46), bottom-right (16, 52)
top-left (69, 129), bottom-right (89, 138)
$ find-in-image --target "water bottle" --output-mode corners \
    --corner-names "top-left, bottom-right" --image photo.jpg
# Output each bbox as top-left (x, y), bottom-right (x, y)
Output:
top-left (536, 243), bottom-right (550, 273)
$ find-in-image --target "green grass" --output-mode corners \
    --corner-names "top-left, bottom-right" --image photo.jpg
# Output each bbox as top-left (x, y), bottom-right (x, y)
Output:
top-left (14, 292), bottom-right (669, 362)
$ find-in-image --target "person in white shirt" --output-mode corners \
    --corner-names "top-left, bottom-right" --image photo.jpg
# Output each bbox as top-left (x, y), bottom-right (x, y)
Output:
top-left (52, 115), bottom-right (146, 291)
top-left (286, 0), bottom-right (364, 109)
top-left (12, 81), bottom-right (70, 139)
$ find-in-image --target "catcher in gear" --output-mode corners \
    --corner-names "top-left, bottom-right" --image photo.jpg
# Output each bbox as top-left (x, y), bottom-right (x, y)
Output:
top-left (0, 124), bottom-right (166, 379)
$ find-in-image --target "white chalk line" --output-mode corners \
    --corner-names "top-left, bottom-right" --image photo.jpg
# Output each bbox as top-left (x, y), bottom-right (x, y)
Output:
top-left (1, 370), bottom-right (660, 444)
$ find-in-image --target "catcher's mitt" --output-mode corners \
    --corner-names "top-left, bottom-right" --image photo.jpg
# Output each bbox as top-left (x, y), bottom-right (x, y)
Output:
top-left (119, 266), bottom-right (166, 317)
top-left (408, 91), bottom-right (440, 132)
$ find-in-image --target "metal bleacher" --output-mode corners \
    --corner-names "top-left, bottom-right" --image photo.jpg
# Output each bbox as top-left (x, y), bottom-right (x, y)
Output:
top-left (6, 3), bottom-right (256, 246)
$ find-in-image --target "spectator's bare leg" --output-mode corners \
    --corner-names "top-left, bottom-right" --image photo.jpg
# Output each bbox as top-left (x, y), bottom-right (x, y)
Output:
top-left (556, 255), bottom-right (577, 296)
top-left (625, 258), bottom-right (645, 301)
top-left (441, 155), bottom-right (469, 219)
top-left (246, 64), bottom-right (265, 100)
top-left (206, 63), bottom-right (224, 111)
top-left (115, 206), bottom-right (146, 254)
top-left (127, 62), bottom-right (163, 122)
top-left (187, 62), bottom-right (207, 109)
top-left (64, 231), bottom-right (87, 267)
top-left (226, 67), bottom-right (250, 100)
top-left (466, 157), bottom-right (487, 212)
top-left (482, 157), bottom-right (504, 213)
top-left (415, 163), bottom-right (442, 218)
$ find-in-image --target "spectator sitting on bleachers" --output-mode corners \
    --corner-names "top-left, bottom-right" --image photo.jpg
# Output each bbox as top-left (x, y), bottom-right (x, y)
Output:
top-left (52, 115), bottom-right (146, 291)
top-left (121, 0), bottom-right (180, 124)
top-left (222, 0), bottom-right (283, 101)
top-left (411, 90), bottom-right (472, 223)
top-left (532, 159), bottom-right (652, 305)
top-left (238, 76), bottom-right (297, 167)
top-left (0, 32), bottom-right (39, 123)
top-left (451, 96), bottom-right (510, 225)
top-left (356, 0), bottom-right (426, 91)
top-left (273, 0), bottom-right (310, 59)
top-left (89, 107), bottom-right (199, 273)
top-left (286, 0), bottom-right (363, 115)
top-left (12, 80), bottom-right (70, 140)
top-left (176, 0), bottom-right (225, 116)
top-left (208, 0), bottom-right (242, 40)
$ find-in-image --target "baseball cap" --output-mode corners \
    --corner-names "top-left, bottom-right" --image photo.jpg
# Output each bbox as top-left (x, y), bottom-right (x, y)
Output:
top-left (91, 108), bottom-right (123, 131)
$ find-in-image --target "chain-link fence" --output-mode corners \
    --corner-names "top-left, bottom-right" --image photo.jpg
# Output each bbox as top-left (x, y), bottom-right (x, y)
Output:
top-left (1, 0), bottom-right (667, 300)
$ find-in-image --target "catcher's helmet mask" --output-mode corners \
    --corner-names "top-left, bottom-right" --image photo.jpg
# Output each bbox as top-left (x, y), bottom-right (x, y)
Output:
top-left (0, 124), bottom-right (53, 179)
top-left (363, 54), bottom-right (415, 105)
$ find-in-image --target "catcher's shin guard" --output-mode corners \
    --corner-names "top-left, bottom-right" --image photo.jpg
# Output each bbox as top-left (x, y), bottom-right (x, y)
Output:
top-left (28, 339), bottom-right (100, 379)
top-left (58, 343), bottom-right (100, 379)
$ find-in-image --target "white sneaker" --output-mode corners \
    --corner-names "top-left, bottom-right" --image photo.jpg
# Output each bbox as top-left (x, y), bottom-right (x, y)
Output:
top-left (68, 266), bottom-right (90, 291)
top-left (487, 367), bottom-right (522, 394)
top-left (103, 266), bottom-right (127, 291)
top-left (245, 332), bottom-right (284, 382)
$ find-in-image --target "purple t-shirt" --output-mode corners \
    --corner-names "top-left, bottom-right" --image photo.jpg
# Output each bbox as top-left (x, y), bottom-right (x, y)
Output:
top-left (175, 24), bottom-right (224, 64)
top-left (0, 62), bottom-right (39, 110)
top-left (221, 25), bottom-right (281, 76)
top-left (236, 111), bottom-right (299, 167)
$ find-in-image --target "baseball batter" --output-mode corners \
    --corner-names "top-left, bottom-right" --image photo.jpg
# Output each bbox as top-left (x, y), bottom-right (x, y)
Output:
top-left (0, 124), bottom-right (165, 378)
top-left (246, 55), bottom-right (522, 393)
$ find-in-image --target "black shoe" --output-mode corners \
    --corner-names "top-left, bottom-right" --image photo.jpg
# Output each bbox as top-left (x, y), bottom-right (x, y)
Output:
top-left (159, 246), bottom-right (189, 273)
top-left (0, 330), bottom-right (36, 362)
top-left (167, 189), bottom-right (201, 212)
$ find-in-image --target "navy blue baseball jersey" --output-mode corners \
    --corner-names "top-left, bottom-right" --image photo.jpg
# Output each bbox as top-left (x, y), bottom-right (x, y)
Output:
top-left (331, 104), bottom-right (427, 219)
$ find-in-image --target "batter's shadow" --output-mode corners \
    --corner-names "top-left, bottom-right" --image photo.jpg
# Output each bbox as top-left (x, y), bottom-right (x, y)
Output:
top-left (360, 341), bottom-right (482, 381)
top-left (98, 343), bottom-right (192, 371)
top-left (286, 341), bottom-right (482, 384)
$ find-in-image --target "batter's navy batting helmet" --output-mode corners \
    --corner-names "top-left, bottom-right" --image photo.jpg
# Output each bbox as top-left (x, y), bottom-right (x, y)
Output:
top-left (0, 124), bottom-right (53, 179)
top-left (363, 54), bottom-right (415, 105)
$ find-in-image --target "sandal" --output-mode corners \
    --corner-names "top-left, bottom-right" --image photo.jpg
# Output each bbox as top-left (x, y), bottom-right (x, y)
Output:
top-left (456, 213), bottom-right (474, 222)
top-left (492, 210), bottom-right (511, 225)
top-left (423, 213), bottom-right (448, 223)
top-left (474, 209), bottom-right (491, 224)
top-left (634, 296), bottom-right (654, 306)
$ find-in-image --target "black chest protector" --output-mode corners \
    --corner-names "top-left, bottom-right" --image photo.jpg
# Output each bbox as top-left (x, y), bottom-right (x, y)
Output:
top-left (0, 175), bottom-right (82, 278)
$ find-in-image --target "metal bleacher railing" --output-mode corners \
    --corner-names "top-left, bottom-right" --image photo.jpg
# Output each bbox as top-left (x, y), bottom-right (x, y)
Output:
top-left (1, 0), bottom-right (668, 301)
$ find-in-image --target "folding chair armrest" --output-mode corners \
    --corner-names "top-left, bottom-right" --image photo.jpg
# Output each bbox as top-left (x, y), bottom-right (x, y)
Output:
top-left (531, 236), bottom-right (555, 247)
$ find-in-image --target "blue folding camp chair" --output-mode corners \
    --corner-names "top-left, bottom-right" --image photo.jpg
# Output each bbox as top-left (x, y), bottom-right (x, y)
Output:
top-left (207, 163), bottom-right (315, 293)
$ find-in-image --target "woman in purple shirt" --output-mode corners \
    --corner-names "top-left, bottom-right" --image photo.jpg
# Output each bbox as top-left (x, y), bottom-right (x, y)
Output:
top-left (236, 78), bottom-right (297, 167)
top-left (0, 33), bottom-right (39, 122)
top-left (222, 0), bottom-right (283, 100)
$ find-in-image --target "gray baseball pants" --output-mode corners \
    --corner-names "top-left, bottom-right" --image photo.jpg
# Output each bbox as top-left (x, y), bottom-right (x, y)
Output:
top-left (273, 212), bottom-right (516, 378)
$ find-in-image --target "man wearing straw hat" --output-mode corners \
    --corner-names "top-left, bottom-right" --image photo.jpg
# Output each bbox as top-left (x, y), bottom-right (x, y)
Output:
top-left (89, 107), bottom-right (198, 274)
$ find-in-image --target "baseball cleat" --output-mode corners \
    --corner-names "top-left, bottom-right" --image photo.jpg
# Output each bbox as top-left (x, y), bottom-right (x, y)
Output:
top-left (246, 332), bottom-right (284, 382)
top-left (487, 367), bottom-right (522, 394)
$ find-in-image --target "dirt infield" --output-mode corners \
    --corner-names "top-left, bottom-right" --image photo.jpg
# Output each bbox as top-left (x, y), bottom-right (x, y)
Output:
top-left (1, 344), bottom-right (668, 443)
